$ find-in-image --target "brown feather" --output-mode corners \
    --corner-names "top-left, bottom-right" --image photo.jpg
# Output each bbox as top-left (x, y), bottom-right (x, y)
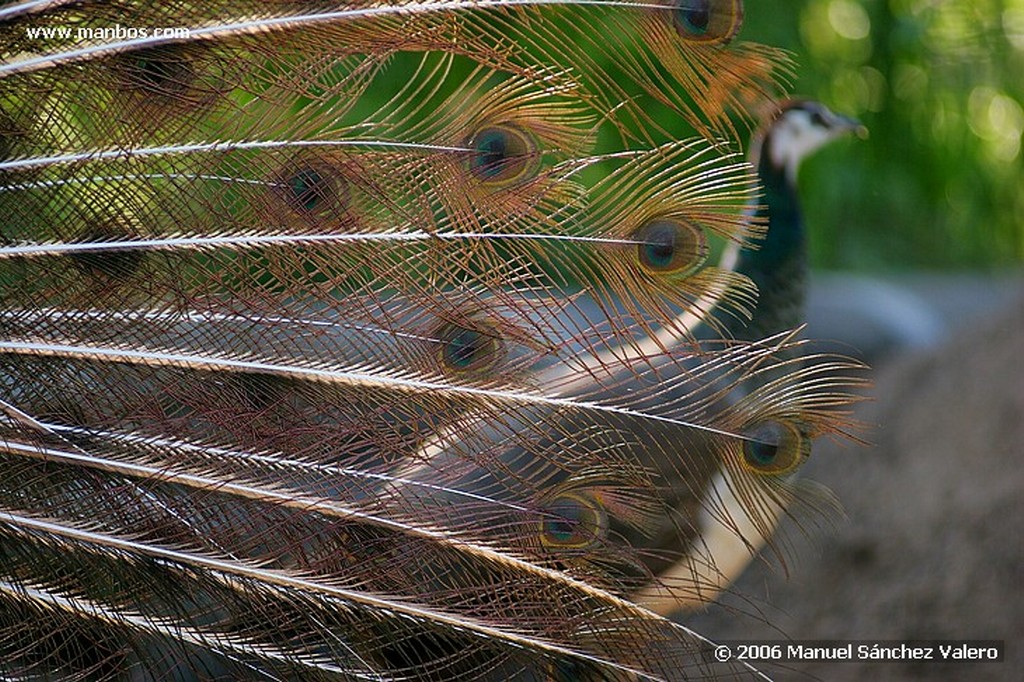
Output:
top-left (0, 2), bottom-right (863, 679)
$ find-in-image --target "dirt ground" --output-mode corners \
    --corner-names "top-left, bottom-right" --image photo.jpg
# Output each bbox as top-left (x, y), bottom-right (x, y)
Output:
top-left (685, 287), bottom-right (1024, 681)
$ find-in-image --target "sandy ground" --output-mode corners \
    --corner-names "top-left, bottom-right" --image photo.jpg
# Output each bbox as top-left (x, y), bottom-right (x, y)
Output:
top-left (685, 281), bottom-right (1024, 681)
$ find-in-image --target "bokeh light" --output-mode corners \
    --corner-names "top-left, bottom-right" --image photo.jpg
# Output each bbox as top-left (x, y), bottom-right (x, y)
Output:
top-left (746, 0), bottom-right (1024, 268)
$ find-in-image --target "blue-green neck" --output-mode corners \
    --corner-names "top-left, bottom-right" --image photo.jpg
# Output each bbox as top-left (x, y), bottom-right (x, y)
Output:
top-left (747, 152), bottom-right (805, 274)
top-left (729, 145), bottom-right (808, 340)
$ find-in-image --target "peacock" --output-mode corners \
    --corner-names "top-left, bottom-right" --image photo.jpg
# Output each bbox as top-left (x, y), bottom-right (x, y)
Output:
top-left (635, 98), bottom-right (865, 616)
top-left (0, 2), bottom-right (865, 680)
top-left (721, 99), bottom-right (865, 343)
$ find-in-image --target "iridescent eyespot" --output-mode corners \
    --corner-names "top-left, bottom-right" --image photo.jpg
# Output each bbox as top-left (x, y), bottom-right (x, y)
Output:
top-left (234, 372), bottom-right (288, 412)
top-left (285, 168), bottom-right (329, 212)
top-left (438, 324), bottom-right (502, 374)
top-left (119, 46), bottom-right (195, 96)
top-left (741, 420), bottom-right (808, 475)
top-left (671, 0), bottom-right (744, 45)
top-left (540, 493), bottom-right (608, 549)
top-left (634, 218), bottom-right (707, 276)
top-left (466, 125), bottom-right (540, 184)
top-left (547, 659), bottom-right (586, 682)
top-left (70, 222), bottom-right (145, 282)
top-left (274, 162), bottom-right (348, 219)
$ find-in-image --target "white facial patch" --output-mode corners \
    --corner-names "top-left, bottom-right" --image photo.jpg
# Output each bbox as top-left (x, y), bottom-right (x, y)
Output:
top-left (768, 108), bottom-right (844, 183)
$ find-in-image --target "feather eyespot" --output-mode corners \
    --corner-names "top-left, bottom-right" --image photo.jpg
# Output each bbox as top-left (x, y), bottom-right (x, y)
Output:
top-left (634, 218), bottom-right (707, 276)
top-left (111, 45), bottom-right (224, 123)
top-left (741, 420), bottom-right (808, 475)
top-left (285, 168), bottom-right (330, 212)
top-left (70, 222), bottom-right (146, 282)
top-left (438, 324), bottom-right (502, 374)
top-left (540, 493), bottom-right (608, 549)
top-left (547, 659), bottom-right (586, 681)
top-left (117, 46), bottom-right (196, 97)
top-left (466, 125), bottom-right (540, 184)
top-left (233, 372), bottom-right (289, 412)
top-left (670, 0), bottom-right (744, 44)
top-left (273, 161), bottom-right (350, 220)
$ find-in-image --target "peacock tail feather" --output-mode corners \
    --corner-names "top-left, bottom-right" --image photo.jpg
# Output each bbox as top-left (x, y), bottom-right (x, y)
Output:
top-left (0, 1), bottom-right (865, 679)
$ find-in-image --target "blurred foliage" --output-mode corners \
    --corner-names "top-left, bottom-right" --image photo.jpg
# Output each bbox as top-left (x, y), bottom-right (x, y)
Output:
top-left (743, 0), bottom-right (1024, 270)
top-left (330, 1), bottom-right (1020, 271)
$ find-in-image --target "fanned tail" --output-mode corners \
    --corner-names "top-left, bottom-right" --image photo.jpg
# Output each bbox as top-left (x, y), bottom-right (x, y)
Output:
top-left (0, 1), bottom-right (863, 679)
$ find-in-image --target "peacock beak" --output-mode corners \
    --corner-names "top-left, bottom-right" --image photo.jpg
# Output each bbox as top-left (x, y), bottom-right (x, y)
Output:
top-left (832, 111), bottom-right (869, 139)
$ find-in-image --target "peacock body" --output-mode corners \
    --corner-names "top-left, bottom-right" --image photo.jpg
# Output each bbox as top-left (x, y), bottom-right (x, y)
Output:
top-left (721, 99), bottom-right (865, 343)
top-left (0, 2), bottom-right (863, 680)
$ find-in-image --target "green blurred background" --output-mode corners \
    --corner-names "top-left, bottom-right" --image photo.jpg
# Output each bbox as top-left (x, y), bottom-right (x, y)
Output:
top-left (742, 0), bottom-right (1023, 271)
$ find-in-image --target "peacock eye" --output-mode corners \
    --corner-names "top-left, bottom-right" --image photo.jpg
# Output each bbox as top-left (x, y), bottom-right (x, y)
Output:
top-left (438, 324), bottom-right (501, 374)
top-left (273, 161), bottom-right (348, 219)
top-left (547, 659), bottom-right (585, 681)
top-left (634, 218), bottom-right (707, 276)
top-left (286, 168), bottom-right (329, 211)
top-left (741, 420), bottom-right (807, 475)
top-left (119, 46), bottom-right (195, 96)
top-left (671, 0), bottom-right (744, 44)
top-left (540, 493), bottom-right (608, 549)
top-left (70, 222), bottom-right (145, 282)
top-left (466, 125), bottom-right (539, 184)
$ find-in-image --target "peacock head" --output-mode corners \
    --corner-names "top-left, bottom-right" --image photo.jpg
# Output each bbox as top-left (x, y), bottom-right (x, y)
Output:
top-left (763, 100), bottom-right (867, 183)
